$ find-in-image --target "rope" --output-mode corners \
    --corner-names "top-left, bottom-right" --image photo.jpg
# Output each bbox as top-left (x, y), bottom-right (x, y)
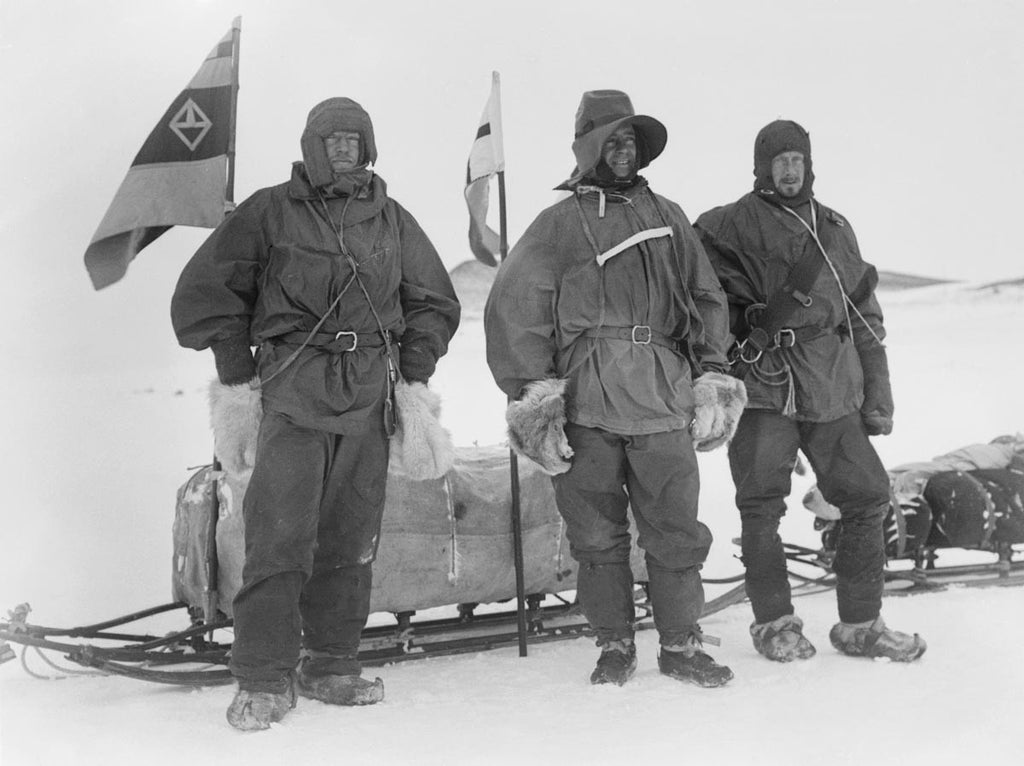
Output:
top-left (444, 474), bottom-right (459, 583)
top-left (782, 202), bottom-right (885, 348)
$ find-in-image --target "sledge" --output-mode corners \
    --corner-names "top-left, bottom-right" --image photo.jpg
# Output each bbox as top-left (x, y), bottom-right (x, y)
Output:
top-left (799, 433), bottom-right (1024, 592)
top-left (4, 438), bottom-right (1022, 685)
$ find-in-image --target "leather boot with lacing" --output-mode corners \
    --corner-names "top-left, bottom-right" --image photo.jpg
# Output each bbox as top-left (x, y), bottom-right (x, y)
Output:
top-left (658, 631), bottom-right (734, 688)
top-left (589, 638), bottom-right (637, 686)
top-left (750, 613), bottom-right (817, 662)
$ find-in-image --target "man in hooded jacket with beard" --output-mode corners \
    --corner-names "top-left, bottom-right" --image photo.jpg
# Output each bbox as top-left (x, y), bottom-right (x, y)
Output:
top-left (485, 90), bottom-right (746, 687)
top-left (171, 97), bottom-right (460, 730)
top-left (694, 120), bottom-right (926, 664)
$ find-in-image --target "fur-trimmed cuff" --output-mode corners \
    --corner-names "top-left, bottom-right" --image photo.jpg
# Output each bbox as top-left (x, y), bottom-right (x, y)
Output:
top-left (209, 377), bottom-right (262, 480)
top-left (690, 372), bottom-right (747, 452)
top-left (505, 378), bottom-right (574, 475)
top-left (389, 380), bottom-right (455, 480)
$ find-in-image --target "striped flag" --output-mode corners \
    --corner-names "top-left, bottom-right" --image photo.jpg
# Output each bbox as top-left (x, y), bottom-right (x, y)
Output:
top-left (84, 18), bottom-right (240, 290)
top-left (464, 72), bottom-right (505, 267)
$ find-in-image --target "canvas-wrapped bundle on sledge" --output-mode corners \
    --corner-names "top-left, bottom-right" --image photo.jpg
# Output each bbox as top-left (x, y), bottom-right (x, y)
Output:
top-left (804, 434), bottom-right (1024, 559)
top-left (173, 445), bottom-right (648, 618)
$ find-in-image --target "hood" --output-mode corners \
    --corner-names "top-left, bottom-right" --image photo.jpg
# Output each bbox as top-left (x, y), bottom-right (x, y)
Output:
top-left (753, 119), bottom-right (815, 207)
top-left (300, 97), bottom-right (378, 189)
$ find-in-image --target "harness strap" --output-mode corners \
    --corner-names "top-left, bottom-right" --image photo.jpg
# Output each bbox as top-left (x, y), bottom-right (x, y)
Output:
top-left (595, 227), bottom-right (673, 267)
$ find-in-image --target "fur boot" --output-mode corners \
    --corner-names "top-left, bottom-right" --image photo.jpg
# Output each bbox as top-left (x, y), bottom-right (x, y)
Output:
top-left (750, 614), bottom-right (817, 662)
top-left (389, 380), bottom-right (455, 480)
top-left (505, 378), bottom-right (574, 475)
top-left (830, 616), bottom-right (927, 662)
top-left (690, 372), bottom-right (748, 452)
top-left (209, 377), bottom-right (262, 481)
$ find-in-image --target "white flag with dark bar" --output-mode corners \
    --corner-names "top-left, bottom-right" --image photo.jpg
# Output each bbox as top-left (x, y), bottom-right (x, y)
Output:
top-left (464, 71), bottom-right (505, 267)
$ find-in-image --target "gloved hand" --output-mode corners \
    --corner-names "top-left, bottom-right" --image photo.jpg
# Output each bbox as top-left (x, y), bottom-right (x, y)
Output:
top-left (505, 378), bottom-right (574, 475)
top-left (861, 411), bottom-right (893, 436)
top-left (858, 343), bottom-right (894, 436)
top-left (209, 377), bottom-right (262, 480)
top-left (389, 380), bottom-right (456, 480)
top-left (211, 335), bottom-right (256, 386)
top-left (690, 372), bottom-right (748, 452)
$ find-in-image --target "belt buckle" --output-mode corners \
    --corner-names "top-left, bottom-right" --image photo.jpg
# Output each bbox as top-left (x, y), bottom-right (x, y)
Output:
top-left (631, 325), bottom-right (652, 345)
top-left (775, 328), bottom-right (796, 348)
top-left (335, 331), bottom-right (358, 352)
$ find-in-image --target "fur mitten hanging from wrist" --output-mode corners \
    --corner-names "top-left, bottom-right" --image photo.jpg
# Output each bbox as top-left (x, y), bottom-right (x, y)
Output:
top-left (505, 378), bottom-right (574, 475)
top-left (209, 377), bottom-right (263, 480)
top-left (389, 380), bottom-right (456, 480)
top-left (690, 372), bottom-right (748, 452)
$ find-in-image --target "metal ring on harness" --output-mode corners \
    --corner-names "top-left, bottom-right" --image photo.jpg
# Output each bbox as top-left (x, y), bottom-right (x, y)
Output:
top-left (737, 338), bottom-right (763, 364)
top-left (334, 331), bottom-right (358, 352)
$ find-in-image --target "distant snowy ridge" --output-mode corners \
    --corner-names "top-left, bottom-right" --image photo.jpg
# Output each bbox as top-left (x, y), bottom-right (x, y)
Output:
top-left (447, 258), bottom-right (1024, 314)
top-left (876, 270), bottom-right (956, 291)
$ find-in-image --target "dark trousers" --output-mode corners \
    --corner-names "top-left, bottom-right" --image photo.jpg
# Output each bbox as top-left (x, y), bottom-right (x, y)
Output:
top-left (552, 424), bottom-right (712, 647)
top-left (229, 410), bottom-right (389, 690)
top-left (728, 410), bottom-right (889, 625)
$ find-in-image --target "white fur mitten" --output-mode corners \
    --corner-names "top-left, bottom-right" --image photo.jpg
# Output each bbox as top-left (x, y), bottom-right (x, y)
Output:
top-left (209, 377), bottom-right (263, 481)
top-left (505, 378), bottom-right (574, 475)
top-left (389, 380), bottom-right (456, 480)
top-left (690, 372), bottom-right (748, 452)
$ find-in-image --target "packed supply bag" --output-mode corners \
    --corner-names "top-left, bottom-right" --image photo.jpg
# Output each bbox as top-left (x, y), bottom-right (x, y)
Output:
top-left (172, 445), bottom-right (649, 619)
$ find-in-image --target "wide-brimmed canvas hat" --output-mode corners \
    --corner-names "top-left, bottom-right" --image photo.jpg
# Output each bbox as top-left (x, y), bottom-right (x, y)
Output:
top-left (558, 89), bottom-right (667, 188)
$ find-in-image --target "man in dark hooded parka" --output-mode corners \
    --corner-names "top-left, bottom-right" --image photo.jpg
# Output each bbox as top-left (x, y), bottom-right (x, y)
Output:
top-left (485, 90), bottom-right (746, 688)
top-left (694, 120), bottom-right (925, 664)
top-left (171, 97), bottom-right (460, 730)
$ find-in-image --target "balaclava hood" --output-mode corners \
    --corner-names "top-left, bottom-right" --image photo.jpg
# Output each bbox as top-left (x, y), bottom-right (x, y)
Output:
top-left (557, 89), bottom-right (667, 190)
top-left (753, 119), bottom-right (814, 207)
top-left (301, 97), bottom-right (377, 190)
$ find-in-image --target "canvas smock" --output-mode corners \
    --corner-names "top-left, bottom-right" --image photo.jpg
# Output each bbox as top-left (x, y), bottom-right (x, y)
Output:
top-left (695, 192), bottom-right (885, 423)
top-left (485, 180), bottom-right (730, 435)
top-left (171, 165), bottom-right (460, 434)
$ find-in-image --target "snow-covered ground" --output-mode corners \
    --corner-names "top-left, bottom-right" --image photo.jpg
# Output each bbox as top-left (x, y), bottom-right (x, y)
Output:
top-left (1, 277), bottom-right (1022, 766)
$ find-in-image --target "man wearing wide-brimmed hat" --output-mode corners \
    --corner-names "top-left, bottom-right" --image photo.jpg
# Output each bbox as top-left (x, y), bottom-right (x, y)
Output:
top-left (485, 90), bottom-right (744, 687)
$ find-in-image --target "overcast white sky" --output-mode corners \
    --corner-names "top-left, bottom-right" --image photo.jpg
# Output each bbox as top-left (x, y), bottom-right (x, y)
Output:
top-left (0, 0), bottom-right (1021, 376)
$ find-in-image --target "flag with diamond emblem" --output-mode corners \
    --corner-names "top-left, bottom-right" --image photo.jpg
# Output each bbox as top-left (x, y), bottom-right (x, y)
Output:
top-left (84, 18), bottom-right (240, 289)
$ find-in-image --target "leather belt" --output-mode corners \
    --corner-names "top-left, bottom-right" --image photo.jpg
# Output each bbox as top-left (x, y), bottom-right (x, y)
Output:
top-left (276, 329), bottom-right (392, 353)
top-left (582, 325), bottom-right (680, 352)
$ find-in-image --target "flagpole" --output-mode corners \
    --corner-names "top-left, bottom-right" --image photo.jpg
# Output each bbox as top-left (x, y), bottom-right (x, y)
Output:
top-left (225, 16), bottom-right (242, 205)
top-left (497, 169), bottom-right (529, 659)
top-left (206, 16), bottom-right (241, 638)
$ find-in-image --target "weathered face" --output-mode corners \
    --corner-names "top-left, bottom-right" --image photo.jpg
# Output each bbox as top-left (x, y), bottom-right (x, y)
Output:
top-left (324, 130), bottom-right (362, 174)
top-left (602, 124), bottom-right (637, 179)
top-left (771, 151), bottom-right (805, 197)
